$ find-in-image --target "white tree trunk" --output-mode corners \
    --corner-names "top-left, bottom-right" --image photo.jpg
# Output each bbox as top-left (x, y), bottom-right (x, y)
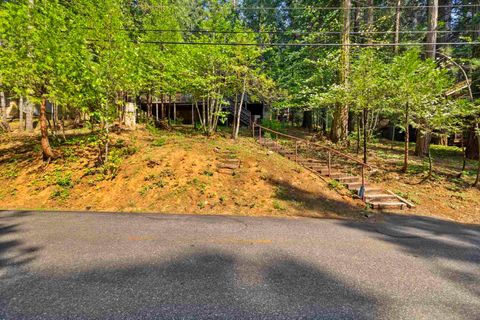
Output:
top-left (19, 96), bottom-right (24, 131)
top-left (124, 102), bottom-right (136, 130)
top-left (0, 91), bottom-right (6, 122)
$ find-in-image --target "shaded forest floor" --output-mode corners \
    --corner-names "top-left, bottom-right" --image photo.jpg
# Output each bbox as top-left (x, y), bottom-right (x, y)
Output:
top-left (0, 124), bottom-right (369, 220)
top-left (367, 140), bottom-right (480, 224)
top-left (287, 128), bottom-right (480, 224)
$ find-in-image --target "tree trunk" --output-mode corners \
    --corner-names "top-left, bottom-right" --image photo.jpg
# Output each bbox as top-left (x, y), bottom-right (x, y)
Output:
top-left (366, 0), bottom-right (374, 45)
top-left (232, 75), bottom-right (247, 140)
top-left (474, 124), bottom-right (480, 187)
top-left (415, 130), bottom-right (431, 157)
top-left (356, 113), bottom-right (361, 154)
top-left (147, 93), bottom-right (152, 118)
top-left (439, 0), bottom-right (452, 49)
top-left (25, 101), bottom-right (34, 132)
top-left (403, 103), bottom-right (409, 173)
top-left (458, 133), bottom-right (466, 178)
top-left (40, 97), bottom-right (54, 160)
top-left (394, 0), bottom-right (402, 54)
top-left (0, 91), bottom-right (6, 122)
top-left (331, 0), bottom-right (350, 143)
top-left (426, 0), bottom-right (438, 60)
top-left (363, 108), bottom-right (368, 164)
top-left (427, 143), bottom-right (433, 180)
top-left (19, 96), bottom-right (24, 131)
top-left (160, 95), bottom-right (165, 119)
top-left (439, 134), bottom-right (448, 146)
top-left (302, 110), bottom-right (313, 131)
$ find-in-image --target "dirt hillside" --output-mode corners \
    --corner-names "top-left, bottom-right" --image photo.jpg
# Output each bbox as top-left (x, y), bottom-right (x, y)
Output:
top-left (0, 126), bottom-right (367, 219)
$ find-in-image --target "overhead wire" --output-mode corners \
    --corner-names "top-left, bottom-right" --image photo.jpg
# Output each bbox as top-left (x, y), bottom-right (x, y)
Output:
top-left (87, 39), bottom-right (480, 47)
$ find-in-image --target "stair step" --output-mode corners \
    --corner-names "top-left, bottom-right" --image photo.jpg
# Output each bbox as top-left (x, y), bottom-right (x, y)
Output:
top-left (367, 201), bottom-right (406, 210)
top-left (305, 164), bottom-right (330, 170)
top-left (336, 176), bottom-right (360, 183)
top-left (218, 158), bottom-right (239, 163)
top-left (318, 169), bottom-right (341, 175)
top-left (364, 188), bottom-right (384, 195)
top-left (330, 173), bottom-right (352, 178)
top-left (347, 182), bottom-right (367, 190)
top-left (298, 159), bottom-right (324, 164)
top-left (365, 194), bottom-right (398, 201)
top-left (217, 163), bottom-right (240, 170)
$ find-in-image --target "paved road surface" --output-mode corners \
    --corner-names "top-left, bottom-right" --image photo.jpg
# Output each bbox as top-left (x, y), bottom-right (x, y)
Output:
top-left (0, 210), bottom-right (479, 319)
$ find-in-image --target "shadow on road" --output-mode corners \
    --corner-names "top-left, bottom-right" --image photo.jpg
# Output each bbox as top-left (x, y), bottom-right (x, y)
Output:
top-left (0, 249), bottom-right (380, 319)
top-left (0, 211), bottom-right (40, 279)
top-left (341, 214), bottom-right (480, 299)
top-left (0, 210), bottom-right (479, 319)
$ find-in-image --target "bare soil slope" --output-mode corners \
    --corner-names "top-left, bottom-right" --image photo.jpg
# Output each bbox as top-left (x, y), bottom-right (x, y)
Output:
top-left (0, 126), bottom-right (366, 219)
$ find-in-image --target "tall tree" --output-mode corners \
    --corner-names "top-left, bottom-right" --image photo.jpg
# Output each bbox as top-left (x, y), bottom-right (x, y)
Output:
top-left (416, 0), bottom-right (439, 157)
top-left (330, 0), bottom-right (351, 143)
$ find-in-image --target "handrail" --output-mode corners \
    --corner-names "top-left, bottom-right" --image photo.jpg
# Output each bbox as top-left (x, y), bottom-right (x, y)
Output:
top-left (252, 123), bottom-right (372, 169)
top-left (253, 123), bottom-right (304, 141)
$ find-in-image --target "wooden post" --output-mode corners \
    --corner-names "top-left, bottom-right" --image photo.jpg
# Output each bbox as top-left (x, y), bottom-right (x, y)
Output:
top-left (328, 151), bottom-right (332, 176)
top-left (259, 127), bottom-right (262, 143)
top-left (360, 165), bottom-right (366, 200)
top-left (295, 141), bottom-right (298, 163)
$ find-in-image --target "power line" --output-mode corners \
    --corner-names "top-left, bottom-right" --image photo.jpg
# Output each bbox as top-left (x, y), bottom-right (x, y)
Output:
top-left (98, 28), bottom-right (479, 36)
top-left (88, 39), bottom-right (480, 47)
top-left (233, 4), bottom-right (479, 10)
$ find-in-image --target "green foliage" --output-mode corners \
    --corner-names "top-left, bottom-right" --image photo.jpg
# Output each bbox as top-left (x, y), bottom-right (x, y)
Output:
top-left (272, 200), bottom-right (285, 211)
top-left (55, 172), bottom-right (73, 188)
top-left (261, 119), bottom-right (284, 132)
top-left (328, 180), bottom-right (341, 190)
top-left (152, 137), bottom-right (167, 147)
top-left (51, 187), bottom-right (70, 201)
top-left (203, 170), bottom-right (214, 177)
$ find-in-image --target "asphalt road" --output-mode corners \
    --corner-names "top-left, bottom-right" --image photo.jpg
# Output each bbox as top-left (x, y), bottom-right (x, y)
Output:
top-left (0, 210), bottom-right (479, 319)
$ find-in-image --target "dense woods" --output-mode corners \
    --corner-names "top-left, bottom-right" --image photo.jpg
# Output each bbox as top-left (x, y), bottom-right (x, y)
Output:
top-left (0, 0), bottom-right (479, 186)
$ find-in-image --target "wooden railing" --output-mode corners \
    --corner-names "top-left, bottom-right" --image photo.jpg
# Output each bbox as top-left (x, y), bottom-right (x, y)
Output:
top-left (252, 123), bottom-right (373, 199)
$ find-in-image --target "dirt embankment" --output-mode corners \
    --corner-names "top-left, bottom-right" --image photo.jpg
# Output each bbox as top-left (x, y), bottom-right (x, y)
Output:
top-left (0, 126), bottom-right (367, 220)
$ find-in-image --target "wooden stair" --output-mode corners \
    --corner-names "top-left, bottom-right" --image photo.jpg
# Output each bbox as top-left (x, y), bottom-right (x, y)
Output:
top-left (215, 149), bottom-right (240, 175)
top-left (257, 137), bottom-right (413, 211)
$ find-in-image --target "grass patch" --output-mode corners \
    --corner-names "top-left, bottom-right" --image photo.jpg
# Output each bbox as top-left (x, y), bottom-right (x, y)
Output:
top-left (328, 180), bottom-right (341, 190)
top-left (203, 170), bottom-right (214, 177)
top-left (50, 187), bottom-right (70, 201)
top-left (152, 137), bottom-right (167, 147)
top-left (273, 200), bottom-right (286, 211)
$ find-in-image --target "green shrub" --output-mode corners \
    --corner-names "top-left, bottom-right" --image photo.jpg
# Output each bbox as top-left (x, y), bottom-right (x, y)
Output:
top-left (51, 187), bottom-right (70, 200)
top-left (203, 170), bottom-right (214, 177)
top-left (152, 137), bottom-right (166, 147)
top-left (273, 200), bottom-right (285, 211)
top-left (55, 172), bottom-right (73, 188)
top-left (261, 119), bottom-right (284, 132)
top-left (328, 180), bottom-right (340, 190)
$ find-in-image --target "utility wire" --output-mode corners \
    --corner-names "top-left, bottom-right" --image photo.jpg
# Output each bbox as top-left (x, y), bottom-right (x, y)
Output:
top-left (88, 39), bottom-right (480, 47)
top-left (232, 4), bottom-right (478, 10)
top-left (109, 28), bottom-right (479, 35)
